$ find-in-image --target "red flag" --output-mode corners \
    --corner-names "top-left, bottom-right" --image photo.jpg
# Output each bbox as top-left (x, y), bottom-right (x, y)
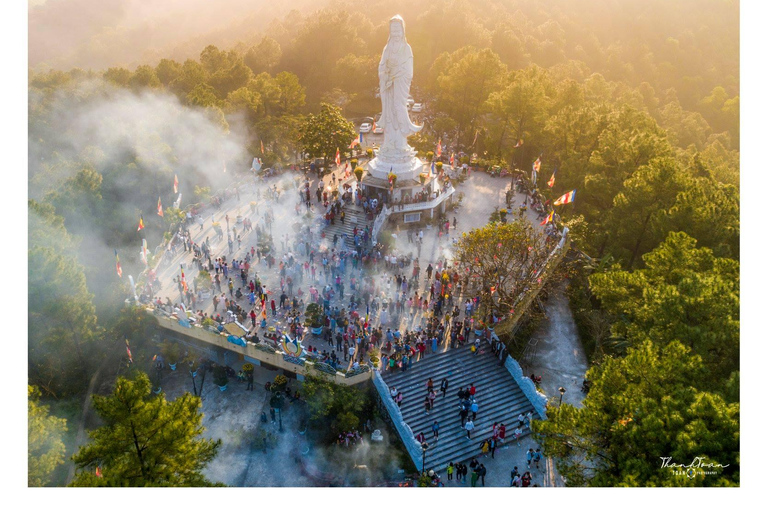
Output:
top-left (335, 148), bottom-right (341, 166)
top-left (157, 197), bottom-right (164, 217)
top-left (115, 250), bottom-right (122, 278)
top-left (174, 174), bottom-right (179, 194)
top-left (95, 466), bottom-right (103, 478)
top-left (125, 339), bottom-right (133, 363)
top-left (450, 153), bottom-right (455, 166)
top-left (547, 168), bottom-right (557, 188)
top-left (137, 215), bottom-right (144, 231)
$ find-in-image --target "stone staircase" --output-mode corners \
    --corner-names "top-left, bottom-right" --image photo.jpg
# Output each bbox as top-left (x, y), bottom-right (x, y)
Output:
top-left (321, 203), bottom-right (373, 248)
top-left (380, 345), bottom-right (541, 472)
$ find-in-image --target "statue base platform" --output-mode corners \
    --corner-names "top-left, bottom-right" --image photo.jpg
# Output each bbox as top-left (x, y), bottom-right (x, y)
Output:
top-left (366, 155), bottom-right (425, 181)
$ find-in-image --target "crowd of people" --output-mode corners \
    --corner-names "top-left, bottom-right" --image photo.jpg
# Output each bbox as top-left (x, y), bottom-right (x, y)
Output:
top-left (139, 159), bottom-right (558, 487)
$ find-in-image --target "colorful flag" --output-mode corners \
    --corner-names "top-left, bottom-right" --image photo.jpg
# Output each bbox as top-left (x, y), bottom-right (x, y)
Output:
top-left (450, 153), bottom-right (455, 166)
top-left (260, 140), bottom-right (265, 154)
top-left (436, 138), bottom-right (442, 157)
top-left (174, 174), bottom-right (179, 194)
top-left (348, 138), bottom-right (360, 149)
top-left (335, 148), bottom-right (341, 166)
top-left (547, 168), bottom-right (557, 188)
top-left (141, 239), bottom-right (148, 265)
top-left (180, 265), bottom-right (188, 293)
top-left (372, 120), bottom-right (377, 133)
top-left (514, 139), bottom-right (524, 148)
top-left (157, 197), bottom-right (163, 217)
top-left (553, 189), bottom-right (577, 206)
top-left (115, 250), bottom-right (122, 278)
top-left (540, 211), bottom-right (554, 225)
top-left (137, 215), bottom-right (144, 231)
top-left (125, 339), bottom-right (133, 363)
top-left (532, 157), bottom-right (541, 173)
top-left (95, 466), bottom-right (103, 478)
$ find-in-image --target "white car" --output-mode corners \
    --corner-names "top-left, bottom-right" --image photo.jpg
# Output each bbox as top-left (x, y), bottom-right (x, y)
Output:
top-left (359, 122), bottom-right (372, 133)
top-left (373, 124), bottom-right (384, 134)
top-left (411, 103), bottom-right (423, 112)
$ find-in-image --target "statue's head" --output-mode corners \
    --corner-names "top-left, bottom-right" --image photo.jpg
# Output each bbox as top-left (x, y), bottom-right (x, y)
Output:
top-left (389, 15), bottom-right (406, 43)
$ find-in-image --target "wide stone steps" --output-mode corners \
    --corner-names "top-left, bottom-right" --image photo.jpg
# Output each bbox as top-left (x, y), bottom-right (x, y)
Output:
top-left (321, 204), bottom-right (372, 247)
top-left (380, 345), bottom-right (541, 471)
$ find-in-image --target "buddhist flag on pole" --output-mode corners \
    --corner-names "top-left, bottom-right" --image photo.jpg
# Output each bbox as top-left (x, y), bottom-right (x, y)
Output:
top-left (436, 138), bottom-right (442, 157)
top-left (141, 239), bottom-right (148, 265)
top-left (553, 189), bottom-right (576, 206)
top-left (115, 250), bottom-right (122, 278)
top-left (349, 137), bottom-right (360, 149)
top-left (260, 140), bottom-right (265, 154)
top-left (540, 211), bottom-right (554, 225)
top-left (547, 168), bottom-right (557, 188)
top-left (514, 139), bottom-right (524, 148)
top-left (450, 153), bottom-right (455, 166)
top-left (174, 174), bottom-right (179, 194)
top-left (335, 148), bottom-right (341, 166)
top-left (532, 157), bottom-right (541, 173)
top-left (95, 467), bottom-right (103, 478)
top-left (137, 215), bottom-right (144, 231)
top-left (125, 339), bottom-right (133, 364)
top-left (157, 197), bottom-right (164, 217)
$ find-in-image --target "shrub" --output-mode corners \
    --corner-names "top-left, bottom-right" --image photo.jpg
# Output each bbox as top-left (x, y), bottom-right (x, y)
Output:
top-left (213, 366), bottom-right (228, 387)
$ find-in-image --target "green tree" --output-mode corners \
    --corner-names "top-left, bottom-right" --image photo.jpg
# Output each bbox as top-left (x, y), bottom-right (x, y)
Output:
top-left (70, 372), bottom-right (222, 487)
top-left (589, 231), bottom-right (739, 385)
top-left (300, 103), bottom-right (355, 167)
top-left (155, 58), bottom-right (182, 86)
top-left (604, 156), bottom-right (689, 267)
top-left (129, 65), bottom-right (161, 90)
top-left (274, 71), bottom-right (307, 115)
top-left (534, 340), bottom-right (739, 486)
top-left (433, 47), bottom-right (507, 150)
top-left (186, 83), bottom-right (220, 108)
top-left (28, 386), bottom-right (68, 486)
top-left (301, 375), bottom-right (369, 441)
top-left (169, 59), bottom-right (209, 97)
top-left (29, 200), bottom-right (102, 397)
top-left (454, 220), bottom-right (545, 320)
top-left (244, 37), bottom-right (282, 75)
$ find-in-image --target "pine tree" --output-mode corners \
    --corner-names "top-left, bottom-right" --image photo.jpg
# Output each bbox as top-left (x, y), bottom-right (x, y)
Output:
top-left (70, 372), bottom-right (222, 487)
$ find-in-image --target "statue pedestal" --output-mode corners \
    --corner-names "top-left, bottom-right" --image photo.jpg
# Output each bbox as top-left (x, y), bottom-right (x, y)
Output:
top-left (366, 155), bottom-right (424, 182)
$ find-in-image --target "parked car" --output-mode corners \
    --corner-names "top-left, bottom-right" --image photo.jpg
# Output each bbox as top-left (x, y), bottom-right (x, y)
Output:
top-left (359, 122), bottom-right (372, 133)
top-left (411, 103), bottom-right (423, 112)
top-left (373, 124), bottom-right (384, 134)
